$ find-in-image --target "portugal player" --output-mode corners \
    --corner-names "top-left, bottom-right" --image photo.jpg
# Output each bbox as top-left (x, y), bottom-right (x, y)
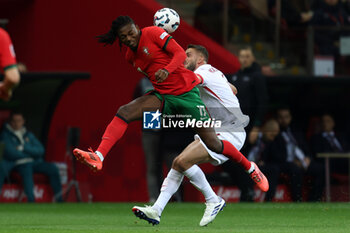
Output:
top-left (0, 27), bottom-right (20, 101)
top-left (73, 16), bottom-right (268, 196)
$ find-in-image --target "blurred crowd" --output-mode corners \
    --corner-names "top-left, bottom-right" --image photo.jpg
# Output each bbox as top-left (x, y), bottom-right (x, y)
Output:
top-left (194, 0), bottom-right (350, 74)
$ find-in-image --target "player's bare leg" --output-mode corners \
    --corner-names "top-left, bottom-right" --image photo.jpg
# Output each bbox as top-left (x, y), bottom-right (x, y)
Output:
top-left (74, 95), bottom-right (161, 172)
top-left (116, 94), bottom-right (162, 122)
top-left (172, 140), bottom-right (226, 226)
top-left (172, 139), bottom-right (213, 171)
top-left (134, 140), bottom-right (225, 226)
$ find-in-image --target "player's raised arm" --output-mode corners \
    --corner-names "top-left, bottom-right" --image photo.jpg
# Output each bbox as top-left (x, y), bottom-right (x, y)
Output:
top-left (155, 38), bottom-right (186, 83)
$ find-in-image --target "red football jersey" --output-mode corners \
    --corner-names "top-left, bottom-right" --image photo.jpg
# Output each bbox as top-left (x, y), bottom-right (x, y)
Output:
top-left (0, 28), bottom-right (16, 72)
top-left (126, 26), bottom-right (199, 95)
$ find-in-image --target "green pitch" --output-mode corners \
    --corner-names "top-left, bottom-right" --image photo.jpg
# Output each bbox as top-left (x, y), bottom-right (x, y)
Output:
top-left (0, 202), bottom-right (349, 233)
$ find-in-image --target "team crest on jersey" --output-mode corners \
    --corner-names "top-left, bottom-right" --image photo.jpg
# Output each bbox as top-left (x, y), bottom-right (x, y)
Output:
top-left (142, 46), bottom-right (150, 56)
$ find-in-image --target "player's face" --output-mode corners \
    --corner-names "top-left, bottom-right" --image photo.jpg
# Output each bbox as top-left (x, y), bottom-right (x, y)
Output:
top-left (277, 109), bottom-right (292, 129)
top-left (10, 114), bottom-right (25, 131)
top-left (184, 48), bottom-right (199, 71)
top-left (118, 23), bottom-right (140, 50)
top-left (239, 49), bottom-right (255, 69)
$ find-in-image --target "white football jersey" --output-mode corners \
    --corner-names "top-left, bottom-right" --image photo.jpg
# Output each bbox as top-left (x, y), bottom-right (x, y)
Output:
top-left (195, 64), bottom-right (249, 131)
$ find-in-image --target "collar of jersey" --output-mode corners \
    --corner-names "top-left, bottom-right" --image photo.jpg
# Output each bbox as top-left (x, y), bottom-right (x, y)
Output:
top-left (195, 64), bottom-right (211, 72)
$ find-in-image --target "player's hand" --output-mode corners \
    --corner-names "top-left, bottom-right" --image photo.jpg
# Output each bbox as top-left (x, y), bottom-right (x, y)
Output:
top-left (0, 82), bottom-right (12, 101)
top-left (155, 69), bottom-right (169, 83)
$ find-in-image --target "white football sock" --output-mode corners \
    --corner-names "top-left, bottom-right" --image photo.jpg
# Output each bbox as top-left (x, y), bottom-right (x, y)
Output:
top-left (184, 165), bottom-right (219, 203)
top-left (152, 169), bottom-right (183, 216)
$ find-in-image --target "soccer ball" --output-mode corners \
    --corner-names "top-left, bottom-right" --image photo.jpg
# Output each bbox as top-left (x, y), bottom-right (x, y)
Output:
top-left (153, 8), bottom-right (180, 33)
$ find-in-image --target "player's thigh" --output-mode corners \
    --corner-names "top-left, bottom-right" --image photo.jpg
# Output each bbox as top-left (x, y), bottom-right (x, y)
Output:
top-left (117, 94), bottom-right (162, 122)
top-left (173, 140), bottom-right (213, 170)
top-left (194, 127), bottom-right (222, 153)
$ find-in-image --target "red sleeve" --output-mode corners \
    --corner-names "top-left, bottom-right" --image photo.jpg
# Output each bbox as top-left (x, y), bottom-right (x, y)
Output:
top-left (147, 26), bottom-right (186, 74)
top-left (0, 29), bottom-right (17, 72)
top-left (162, 39), bottom-right (186, 74)
top-left (147, 26), bottom-right (172, 49)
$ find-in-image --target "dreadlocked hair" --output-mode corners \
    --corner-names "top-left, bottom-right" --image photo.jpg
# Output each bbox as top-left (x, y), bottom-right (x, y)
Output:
top-left (97, 15), bottom-right (135, 47)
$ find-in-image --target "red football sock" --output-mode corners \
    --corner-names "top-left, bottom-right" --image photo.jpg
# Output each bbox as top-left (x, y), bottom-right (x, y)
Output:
top-left (222, 140), bottom-right (251, 171)
top-left (96, 115), bottom-right (128, 157)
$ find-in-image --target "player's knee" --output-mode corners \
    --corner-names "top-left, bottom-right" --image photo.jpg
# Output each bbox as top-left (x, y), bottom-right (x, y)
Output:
top-left (172, 157), bottom-right (181, 170)
top-left (117, 104), bottom-right (132, 119)
top-left (172, 156), bottom-right (186, 172)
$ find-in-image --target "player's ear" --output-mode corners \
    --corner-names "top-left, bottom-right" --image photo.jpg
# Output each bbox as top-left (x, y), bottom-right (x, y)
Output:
top-left (135, 24), bottom-right (140, 32)
top-left (198, 54), bottom-right (205, 64)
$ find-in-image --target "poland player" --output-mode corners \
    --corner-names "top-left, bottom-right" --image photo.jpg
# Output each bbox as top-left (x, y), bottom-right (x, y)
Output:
top-left (132, 44), bottom-right (269, 226)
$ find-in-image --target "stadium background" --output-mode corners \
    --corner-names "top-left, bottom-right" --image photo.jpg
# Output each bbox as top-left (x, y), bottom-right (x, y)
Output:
top-left (0, 0), bottom-right (349, 202)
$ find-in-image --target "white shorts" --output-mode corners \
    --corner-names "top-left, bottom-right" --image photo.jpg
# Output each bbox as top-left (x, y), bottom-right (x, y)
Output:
top-left (194, 131), bottom-right (246, 166)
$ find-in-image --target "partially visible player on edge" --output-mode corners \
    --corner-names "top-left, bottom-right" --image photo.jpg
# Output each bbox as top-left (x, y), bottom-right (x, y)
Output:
top-left (72, 16), bottom-right (267, 199)
top-left (0, 27), bottom-right (20, 101)
top-left (132, 44), bottom-right (268, 226)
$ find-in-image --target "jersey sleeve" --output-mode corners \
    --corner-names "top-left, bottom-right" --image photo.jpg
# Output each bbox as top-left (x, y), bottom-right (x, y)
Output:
top-left (147, 26), bottom-right (173, 50)
top-left (0, 29), bottom-right (17, 72)
top-left (147, 26), bottom-right (186, 74)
